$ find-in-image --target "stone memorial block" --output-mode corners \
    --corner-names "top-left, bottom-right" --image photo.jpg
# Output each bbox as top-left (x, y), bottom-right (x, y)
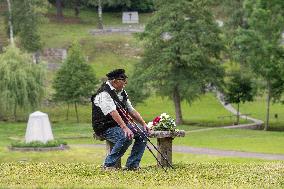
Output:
top-left (25, 111), bottom-right (54, 143)
top-left (122, 12), bottom-right (139, 24)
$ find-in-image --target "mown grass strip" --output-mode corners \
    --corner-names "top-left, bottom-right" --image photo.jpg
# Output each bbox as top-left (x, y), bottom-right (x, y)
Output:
top-left (0, 162), bottom-right (283, 188)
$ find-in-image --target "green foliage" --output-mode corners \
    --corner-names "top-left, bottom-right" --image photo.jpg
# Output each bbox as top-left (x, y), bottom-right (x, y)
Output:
top-left (53, 42), bottom-right (98, 104)
top-left (129, 0), bottom-right (154, 12)
top-left (11, 0), bottom-right (48, 52)
top-left (151, 113), bottom-right (176, 131)
top-left (224, 71), bottom-right (255, 104)
top-left (124, 75), bottom-right (150, 106)
top-left (134, 0), bottom-right (224, 123)
top-left (52, 42), bottom-right (99, 121)
top-left (11, 139), bottom-right (67, 148)
top-left (0, 46), bottom-right (45, 120)
top-left (0, 162), bottom-right (283, 188)
top-left (231, 0), bottom-right (284, 129)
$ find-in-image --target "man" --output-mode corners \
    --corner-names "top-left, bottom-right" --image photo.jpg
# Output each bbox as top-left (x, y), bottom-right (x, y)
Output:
top-left (92, 69), bottom-right (149, 170)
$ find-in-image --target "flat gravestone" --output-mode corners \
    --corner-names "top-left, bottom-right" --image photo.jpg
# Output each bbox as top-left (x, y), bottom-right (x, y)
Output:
top-left (25, 111), bottom-right (54, 143)
top-left (122, 12), bottom-right (139, 24)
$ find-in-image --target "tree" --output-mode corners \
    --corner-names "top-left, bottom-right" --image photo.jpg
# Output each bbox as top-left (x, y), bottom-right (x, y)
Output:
top-left (224, 70), bottom-right (255, 125)
top-left (11, 0), bottom-right (47, 53)
top-left (6, 0), bottom-right (14, 45)
top-left (0, 46), bottom-right (45, 121)
top-left (55, 0), bottom-right (63, 19)
top-left (134, 0), bottom-right (224, 124)
top-left (232, 0), bottom-right (284, 130)
top-left (53, 42), bottom-right (99, 122)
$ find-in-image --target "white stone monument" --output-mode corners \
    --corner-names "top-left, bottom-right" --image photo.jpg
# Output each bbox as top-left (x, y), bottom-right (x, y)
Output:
top-left (122, 11), bottom-right (139, 24)
top-left (25, 111), bottom-right (54, 144)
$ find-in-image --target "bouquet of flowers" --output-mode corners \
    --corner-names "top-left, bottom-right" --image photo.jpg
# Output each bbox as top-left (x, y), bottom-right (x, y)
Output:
top-left (147, 113), bottom-right (176, 131)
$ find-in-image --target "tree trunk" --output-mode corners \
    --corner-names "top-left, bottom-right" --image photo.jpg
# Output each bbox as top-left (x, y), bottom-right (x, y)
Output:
top-left (173, 86), bottom-right (183, 125)
top-left (97, 0), bottom-right (103, 29)
top-left (56, 0), bottom-right (63, 20)
top-left (13, 103), bottom-right (17, 121)
top-left (74, 0), bottom-right (80, 17)
top-left (74, 102), bottom-right (79, 123)
top-left (265, 80), bottom-right (271, 131)
top-left (6, 0), bottom-right (14, 46)
top-left (66, 103), bottom-right (69, 121)
top-left (236, 102), bottom-right (240, 125)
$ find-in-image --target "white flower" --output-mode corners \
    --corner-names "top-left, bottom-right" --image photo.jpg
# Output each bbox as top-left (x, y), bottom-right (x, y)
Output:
top-left (147, 121), bottom-right (154, 129)
top-left (160, 113), bottom-right (170, 119)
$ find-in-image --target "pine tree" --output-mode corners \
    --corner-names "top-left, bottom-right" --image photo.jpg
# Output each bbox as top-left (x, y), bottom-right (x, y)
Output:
top-left (134, 0), bottom-right (224, 124)
top-left (53, 42), bottom-right (98, 122)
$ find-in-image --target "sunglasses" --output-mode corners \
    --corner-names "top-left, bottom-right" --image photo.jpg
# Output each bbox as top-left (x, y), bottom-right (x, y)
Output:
top-left (116, 78), bottom-right (127, 82)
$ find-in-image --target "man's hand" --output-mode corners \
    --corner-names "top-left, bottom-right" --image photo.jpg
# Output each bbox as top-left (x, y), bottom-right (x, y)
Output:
top-left (109, 110), bottom-right (134, 139)
top-left (143, 123), bottom-right (151, 134)
top-left (122, 126), bottom-right (134, 139)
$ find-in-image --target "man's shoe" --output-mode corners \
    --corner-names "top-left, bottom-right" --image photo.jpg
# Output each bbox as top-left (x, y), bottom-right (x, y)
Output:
top-left (123, 167), bottom-right (141, 171)
top-left (102, 166), bottom-right (117, 171)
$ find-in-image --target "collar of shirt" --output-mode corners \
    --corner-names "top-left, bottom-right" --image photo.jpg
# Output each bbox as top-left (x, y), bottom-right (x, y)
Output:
top-left (106, 81), bottom-right (123, 95)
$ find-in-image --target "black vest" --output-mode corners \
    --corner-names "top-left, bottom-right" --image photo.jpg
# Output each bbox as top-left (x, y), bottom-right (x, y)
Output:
top-left (91, 83), bottom-right (129, 135)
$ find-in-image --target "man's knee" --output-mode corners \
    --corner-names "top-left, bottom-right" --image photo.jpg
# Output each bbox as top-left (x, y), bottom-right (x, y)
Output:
top-left (116, 131), bottom-right (132, 145)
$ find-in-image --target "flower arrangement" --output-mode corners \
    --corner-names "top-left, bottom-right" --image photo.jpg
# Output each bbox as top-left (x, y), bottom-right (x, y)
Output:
top-left (147, 113), bottom-right (176, 131)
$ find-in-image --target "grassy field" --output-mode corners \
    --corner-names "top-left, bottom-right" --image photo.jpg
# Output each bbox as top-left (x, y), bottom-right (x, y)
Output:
top-left (1, 121), bottom-right (284, 189)
top-left (1, 121), bottom-right (284, 188)
top-left (1, 121), bottom-right (284, 160)
top-left (1, 161), bottom-right (284, 189)
top-left (232, 95), bottom-right (284, 130)
top-left (1, 6), bottom-right (284, 189)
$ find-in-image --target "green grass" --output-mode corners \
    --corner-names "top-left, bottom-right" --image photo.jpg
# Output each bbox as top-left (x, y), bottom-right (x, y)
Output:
top-left (136, 93), bottom-right (246, 126)
top-left (1, 121), bottom-right (284, 160)
top-left (232, 95), bottom-right (284, 130)
top-left (37, 93), bottom-right (242, 127)
top-left (47, 7), bottom-right (152, 26)
top-left (0, 161), bottom-right (283, 189)
top-left (175, 128), bottom-right (284, 154)
top-left (1, 121), bottom-right (284, 188)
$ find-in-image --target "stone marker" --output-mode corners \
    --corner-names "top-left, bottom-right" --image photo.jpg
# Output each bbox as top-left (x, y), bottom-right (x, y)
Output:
top-left (149, 130), bottom-right (185, 167)
top-left (122, 11), bottom-right (139, 24)
top-left (25, 111), bottom-right (54, 143)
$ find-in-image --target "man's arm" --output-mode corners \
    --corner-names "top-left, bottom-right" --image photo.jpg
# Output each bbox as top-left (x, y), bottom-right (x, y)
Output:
top-left (94, 92), bottom-right (134, 139)
top-left (129, 110), bottom-right (150, 133)
top-left (110, 110), bottom-right (134, 139)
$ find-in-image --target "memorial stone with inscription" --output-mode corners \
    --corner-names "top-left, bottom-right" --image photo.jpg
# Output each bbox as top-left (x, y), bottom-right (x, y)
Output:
top-left (122, 12), bottom-right (139, 24)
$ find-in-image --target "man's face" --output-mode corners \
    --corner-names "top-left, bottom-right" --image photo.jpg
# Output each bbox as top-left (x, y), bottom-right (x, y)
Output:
top-left (114, 78), bottom-right (127, 91)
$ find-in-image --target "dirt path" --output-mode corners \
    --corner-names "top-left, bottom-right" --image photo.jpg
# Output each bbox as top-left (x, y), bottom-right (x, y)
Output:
top-left (72, 144), bottom-right (284, 160)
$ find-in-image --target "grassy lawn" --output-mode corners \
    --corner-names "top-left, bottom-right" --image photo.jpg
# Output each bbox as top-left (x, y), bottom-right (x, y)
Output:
top-left (36, 93), bottom-right (242, 127)
top-left (232, 95), bottom-right (284, 130)
top-left (0, 161), bottom-right (283, 188)
top-left (1, 122), bottom-right (284, 188)
top-left (1, 121), bottom-right (284, 158)
top-left (175, 128), bottom-right (284, 154)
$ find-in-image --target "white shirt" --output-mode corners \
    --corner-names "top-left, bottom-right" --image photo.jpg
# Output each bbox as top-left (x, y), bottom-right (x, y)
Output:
top-left (93, 81), bottom-right (135, 115)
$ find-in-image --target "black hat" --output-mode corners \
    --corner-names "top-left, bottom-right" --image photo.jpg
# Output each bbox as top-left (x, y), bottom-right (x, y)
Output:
top-left (106, 69), bottom-right (128, 80)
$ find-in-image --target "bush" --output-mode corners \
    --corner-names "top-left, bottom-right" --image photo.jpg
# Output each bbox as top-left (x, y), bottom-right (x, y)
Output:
top-left (11, 140), bottom-right (67, 148)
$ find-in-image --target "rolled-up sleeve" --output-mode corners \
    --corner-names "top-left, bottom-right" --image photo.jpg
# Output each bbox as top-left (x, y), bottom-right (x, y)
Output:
top-left (126, 99), bottom-right (135, 113)
top-left (94, 92), bottom-right (116, 115)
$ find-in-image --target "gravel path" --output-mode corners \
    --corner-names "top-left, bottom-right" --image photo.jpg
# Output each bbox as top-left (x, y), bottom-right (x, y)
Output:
top-left (216, 91), bottom-right (264, 126)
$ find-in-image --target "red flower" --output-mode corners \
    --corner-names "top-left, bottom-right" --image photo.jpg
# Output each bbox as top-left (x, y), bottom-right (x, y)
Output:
top-left (152, 116), bottom-right (161, 126)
